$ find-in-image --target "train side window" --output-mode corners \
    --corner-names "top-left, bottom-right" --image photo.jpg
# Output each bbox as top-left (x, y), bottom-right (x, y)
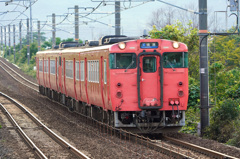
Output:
top-left (143, 57), bottom-right (156, 73)
top-left (75, 61), bottom-right (79, 81)
top-left (62, 60), bottom-right (64, 77)
top-left (59, 57), bottom-right (61, 66)
top-left (93, 61), bottom-right (95, 82)
top-left (163, 52), bottom-right (188, 68)
top-left (66, 60), bottom-right (73, 79)
top-left (97, 60), bottom-right (99, 83)
top-left (57, 59), bottom-right (58, 75)
top-left (39, 60), bottom-right (43, 72)
top-left (104, 60), bottom-right (107, 84)
top-left (87, 61), bottom-right (90, 82)
top-left (50, 60), bottom-right (56, 74)
top-left (44, 60), bottom-right (48, 73)
top-left (80, 61), bottom-right (84, 81)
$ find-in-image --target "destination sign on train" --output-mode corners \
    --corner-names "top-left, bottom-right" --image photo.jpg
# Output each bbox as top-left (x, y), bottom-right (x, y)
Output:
top-left (140, 42), bottom-right (158, 49)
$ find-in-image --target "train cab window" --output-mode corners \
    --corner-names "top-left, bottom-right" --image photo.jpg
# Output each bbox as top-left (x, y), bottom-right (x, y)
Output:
top-left (109, 53), bottom-right (136, 69)
top-left (39, 60), bottom-right (43, 72)
top-left (143, 57), bottom-right (156, 73)
top-left (163, 52), bottom-right (188, 68)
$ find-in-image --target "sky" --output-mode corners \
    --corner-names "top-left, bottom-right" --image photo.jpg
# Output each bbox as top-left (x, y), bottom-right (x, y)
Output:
top-left (0, 0), bottom-right (237, 43)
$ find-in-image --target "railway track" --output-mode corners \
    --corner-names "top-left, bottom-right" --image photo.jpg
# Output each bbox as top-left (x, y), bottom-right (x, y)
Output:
top-left (161, 136), bottom-right (239, 159)
top-left (1, 58), bottom-right (240, 159)
top-left (121, 132), bottom-right (237, 159)
top-left (0, 59), bottom-right (39, 92)
top-left (0, 91), bottom-right (89, 159)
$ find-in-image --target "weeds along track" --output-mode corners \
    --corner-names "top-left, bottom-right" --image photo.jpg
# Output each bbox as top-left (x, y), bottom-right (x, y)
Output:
top-left (0, 91), bottom-right (89, 159)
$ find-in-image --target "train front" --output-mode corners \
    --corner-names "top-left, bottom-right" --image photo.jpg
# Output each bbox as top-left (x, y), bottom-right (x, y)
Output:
top-left (109, 39), bottom-right (188, 133)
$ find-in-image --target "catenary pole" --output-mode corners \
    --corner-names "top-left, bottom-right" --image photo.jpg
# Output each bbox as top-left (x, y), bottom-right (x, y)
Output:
top-left (75, 5), bottom-right (79, 42)
top-left (27, 18), bottom-right (30, 65)
top-left (19, 20), bottom-right (22, 50)
top-left (52, 13), bottom-right (56, 48)
top-left (13, 24), bottom-right (15, 62)
top-left (4, 26), bottom-right (6, 57)
top-left (38, 21), bottom-right (41, 51)
top-left (115, 1), bottom-right (121, 35)
top-left (8, 24), bottom-right (11, 56)
top-left (1, 26), bottom-right (2, 52)
top-left (30, 0), bottom-right (33, 43)
top-left (199, 0), bottom-right (209, 136)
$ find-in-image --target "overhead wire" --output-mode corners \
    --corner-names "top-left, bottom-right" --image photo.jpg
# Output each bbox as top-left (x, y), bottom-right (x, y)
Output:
top-left (5, 0), bottom-right (39, 26)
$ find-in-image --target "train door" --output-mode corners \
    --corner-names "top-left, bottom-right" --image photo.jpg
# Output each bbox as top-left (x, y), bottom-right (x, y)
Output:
top-left (48, 57), bottom-right (51, 89)
top-left (58, 55), bottom-right (62, 92)
top-left (85, 58), bottom-right (89, 104)
top-left (100, 56), bottom-right (105, 109)
top-left (73, 58), bottom-right (77, 100)
top-left (137, 52), bottom-right (163, 109)
top-left (55, 57), bottom-right (58, 91)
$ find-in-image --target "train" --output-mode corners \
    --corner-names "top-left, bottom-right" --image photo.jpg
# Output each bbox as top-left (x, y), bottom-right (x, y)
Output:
top-left (36, 35), bottom-right (188, 133)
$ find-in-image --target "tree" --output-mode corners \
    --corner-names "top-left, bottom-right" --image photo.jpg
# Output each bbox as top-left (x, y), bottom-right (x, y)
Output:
top-left (149, 21), bottom-right (199, 79)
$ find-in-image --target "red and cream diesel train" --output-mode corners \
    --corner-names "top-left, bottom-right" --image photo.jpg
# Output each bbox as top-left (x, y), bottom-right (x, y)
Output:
top-left (36, 36), bottom-right (188, 133)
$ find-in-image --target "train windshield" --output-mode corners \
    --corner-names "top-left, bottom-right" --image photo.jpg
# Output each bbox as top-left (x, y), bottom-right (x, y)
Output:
top-left (163, 52), bottom-right (188, 68)
top-left (109, 53), bottom-right (136, 69)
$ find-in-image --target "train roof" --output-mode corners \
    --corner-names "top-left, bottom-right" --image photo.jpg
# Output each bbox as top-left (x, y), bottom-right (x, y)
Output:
top-left (36, 44), bottom-right (112, 55)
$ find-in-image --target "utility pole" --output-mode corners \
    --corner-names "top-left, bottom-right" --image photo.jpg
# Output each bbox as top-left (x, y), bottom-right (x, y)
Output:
top-left (8, 24), bottom-right (11, 56)
top-left (1, 26), bottom-right (2, 52)
top-left (52, 13), bottom-right (56, 48)
top-left (30, 0), bottom-right (33, 42)
top-left (4, 26), bottom-right (6, 57)
top-left (19, 21), bottom-right (22, 50)
top-left (27, 18), bottom-right (30, 65)
top-left (37, 21), bottom-right (41, 51)
top-left (13, 25), bottom-right (15, 62)
top-left (199, 0), bottom-right (209, 136)
top-left (75, 5), bottom-right (79, 43)
top-left (115, 1), bottom-right (121, 35)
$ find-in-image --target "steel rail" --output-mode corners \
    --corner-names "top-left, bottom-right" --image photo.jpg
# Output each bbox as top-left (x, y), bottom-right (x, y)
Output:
top-left (0, 102), bottom-right (47, 159)
top-left (0, 91), bottom-right (90, 159)
top-left (0, 59), bottom-right (38, 86)
top-left (163, 136), bottom-right (238, 159)
top-left (115, 128), bottom-right (192, 159)
top-left (0, 64), bottom-right (39, 92)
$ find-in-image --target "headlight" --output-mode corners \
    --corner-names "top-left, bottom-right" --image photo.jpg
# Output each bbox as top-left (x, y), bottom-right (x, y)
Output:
top-left (118, 42), bottom-right (126, 50)
top-left (172, 41), bottom-right (180, 49)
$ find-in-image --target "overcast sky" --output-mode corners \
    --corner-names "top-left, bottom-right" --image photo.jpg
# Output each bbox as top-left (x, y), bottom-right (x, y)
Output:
top-left (0, 0), bottom-right (236, 42)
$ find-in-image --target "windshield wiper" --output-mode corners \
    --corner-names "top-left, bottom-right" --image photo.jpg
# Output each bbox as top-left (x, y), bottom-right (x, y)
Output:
top-left (125, 61), bottom-right (134, 72)
top-left (166, 59), bottom-right (176, 71)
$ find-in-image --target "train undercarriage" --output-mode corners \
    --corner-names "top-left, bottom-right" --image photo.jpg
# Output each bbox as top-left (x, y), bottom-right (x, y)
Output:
top-left (39, 86), bottom-right (185, 133)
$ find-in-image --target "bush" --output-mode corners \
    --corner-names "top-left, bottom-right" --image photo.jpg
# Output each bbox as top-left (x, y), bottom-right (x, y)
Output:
top-left (180, 107), bottom-right (200, 134)
top-left (188, 77), bottom-right (200, 109)
top-left (227, 120), bottom-right (240, 147)
top-left (205, 99), bottom-right (240, 143)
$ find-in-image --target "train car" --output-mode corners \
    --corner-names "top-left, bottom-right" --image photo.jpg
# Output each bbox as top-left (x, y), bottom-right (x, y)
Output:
top-left (36, 36), bottom-right (188, 133)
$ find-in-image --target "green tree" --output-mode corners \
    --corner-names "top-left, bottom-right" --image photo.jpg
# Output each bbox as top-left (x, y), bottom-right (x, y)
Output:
top-left (149, 21), bottom-right (199, 79)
